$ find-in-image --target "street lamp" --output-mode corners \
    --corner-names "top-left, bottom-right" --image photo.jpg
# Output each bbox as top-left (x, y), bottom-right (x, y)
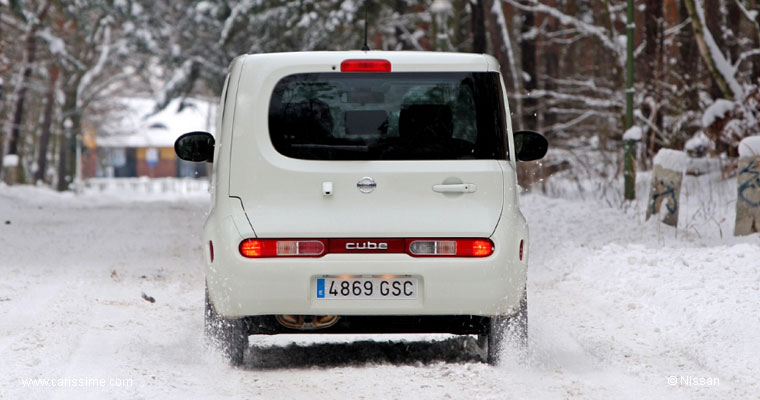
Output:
top-left (431, 0), bottom-right (452, 51)
top-left (64, 117), bottom-right (83, 194)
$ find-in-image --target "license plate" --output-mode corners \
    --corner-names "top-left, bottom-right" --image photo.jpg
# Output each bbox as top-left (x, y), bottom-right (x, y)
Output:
top-left (316, 277), bottom-right (418, 300)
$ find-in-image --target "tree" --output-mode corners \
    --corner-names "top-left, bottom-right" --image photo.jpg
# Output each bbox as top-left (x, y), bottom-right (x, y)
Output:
top-left (1, 0), bottom-right (50, 184)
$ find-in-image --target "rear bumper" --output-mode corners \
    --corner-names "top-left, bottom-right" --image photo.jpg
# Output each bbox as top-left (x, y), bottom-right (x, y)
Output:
top-left (248, 315), bottom-right (490, 335)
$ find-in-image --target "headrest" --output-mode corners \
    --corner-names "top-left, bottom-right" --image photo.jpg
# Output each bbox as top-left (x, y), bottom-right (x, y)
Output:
top-left (398, 104), bottom-right (453, 140)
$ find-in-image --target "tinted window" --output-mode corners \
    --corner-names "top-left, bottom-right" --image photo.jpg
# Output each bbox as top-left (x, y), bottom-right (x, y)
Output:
top-left (269, 72), bottom-right (508, 160)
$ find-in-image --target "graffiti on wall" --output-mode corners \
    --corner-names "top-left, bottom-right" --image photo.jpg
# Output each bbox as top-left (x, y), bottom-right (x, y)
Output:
top-left (738, 160), bottom-right (760, 208)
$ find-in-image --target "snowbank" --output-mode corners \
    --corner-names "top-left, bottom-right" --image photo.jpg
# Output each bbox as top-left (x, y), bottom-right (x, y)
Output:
top-left (653, 148), bottom-right (687, 171)
top-left (623, 126), bottom-right (642, 141)
top-left (738, 136), bottom-right (760, 158)
top-left (702, 99), bottom-right (734, 127)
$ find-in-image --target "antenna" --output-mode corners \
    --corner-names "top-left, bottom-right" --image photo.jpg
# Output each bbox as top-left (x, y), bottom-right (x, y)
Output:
top-left (361, 8), bottom-right (370, 51)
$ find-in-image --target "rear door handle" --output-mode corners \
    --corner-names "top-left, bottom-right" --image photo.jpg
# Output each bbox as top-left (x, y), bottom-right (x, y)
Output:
top-left (432, 184), bottom-right (478, 193)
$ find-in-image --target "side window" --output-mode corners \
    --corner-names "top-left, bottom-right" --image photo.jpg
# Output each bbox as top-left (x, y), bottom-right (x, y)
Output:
top-left (216, 73), bottom-right (231, 145)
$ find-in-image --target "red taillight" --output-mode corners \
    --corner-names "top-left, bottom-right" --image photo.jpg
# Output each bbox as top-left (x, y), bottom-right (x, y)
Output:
top-left (340, 59), bottom-right (391, 72)
top-left (209, 240), bottom-right (214, 263)
top-left (471, 240), bottom-right (493, 257)
top-left (239, 238), bottom-right (494, 258)
top-left (406, 239), bottom-right (494, 257)
top-left (519, 239), bottom-right (524, 261)
top-left (239, 239), bottom-right (326, 258)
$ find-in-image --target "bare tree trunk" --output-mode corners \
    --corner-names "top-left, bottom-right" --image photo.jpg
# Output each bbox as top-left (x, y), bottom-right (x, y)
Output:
top-left (519, 1), bottom-right (537, 131)
top-left (643, 0), bottom-right (664, 158)
top-left (483, 0), bottom-right (523, 129)
top-left (543, 2), bottom-right (561, 130)
top-left (684, 0), bottom-right (739, 100)
top-left (2, 2), bottom-right (50, 184)
top-left (471, 0), bottom-right (487, 53)
top-left (35, 65), bottom-right (59, 184)
top-left (679, 0), bottom-right (700, 110)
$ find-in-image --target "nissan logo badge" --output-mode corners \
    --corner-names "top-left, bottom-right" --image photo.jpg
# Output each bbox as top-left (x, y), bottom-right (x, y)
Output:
top-left (356, 177), bottom-right (376, 193)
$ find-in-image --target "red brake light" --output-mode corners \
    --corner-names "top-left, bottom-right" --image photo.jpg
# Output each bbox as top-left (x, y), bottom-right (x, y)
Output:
top-left (209, 240), bottom-right (214, 263)
top-left (240, 239), bottom-right (265, 257)
top-left (471, 240), bottom-right (493, 257)
top-left (340, 59), bottom-right (391, 72)
top-left (519, 239), bottom-right (524, 261)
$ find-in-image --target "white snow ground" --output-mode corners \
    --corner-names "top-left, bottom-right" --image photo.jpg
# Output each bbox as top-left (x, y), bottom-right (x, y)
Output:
top-left (1, 171), bottom-right (758, 399)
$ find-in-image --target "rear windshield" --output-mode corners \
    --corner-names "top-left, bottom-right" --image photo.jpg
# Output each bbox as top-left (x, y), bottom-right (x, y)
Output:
top-left (268, 72), bottom-right (508, 160)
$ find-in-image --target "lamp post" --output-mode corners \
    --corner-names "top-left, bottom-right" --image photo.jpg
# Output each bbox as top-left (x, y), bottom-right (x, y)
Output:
top-left (431, 0), bottom-right (452, 51)
top-left (64, 117), bottom-right (83, 194)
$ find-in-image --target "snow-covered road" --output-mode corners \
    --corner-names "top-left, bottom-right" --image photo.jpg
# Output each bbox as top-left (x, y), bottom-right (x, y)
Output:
top-left (1, 179), bottom-right (758, 399)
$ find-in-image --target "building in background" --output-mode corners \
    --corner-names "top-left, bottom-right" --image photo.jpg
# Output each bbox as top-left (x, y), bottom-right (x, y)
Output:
top-left (83, 97), bottom-right (216, 178)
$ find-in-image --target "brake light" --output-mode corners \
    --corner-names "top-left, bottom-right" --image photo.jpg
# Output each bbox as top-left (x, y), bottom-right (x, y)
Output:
top-left (519, 239), bottom-right (524, 261)
top-left (340, 59), bottom-right (391, 72)
top-left (239, 239), bottom-right (327, 258)
top-left (209, 240), bottom-right (214, 263)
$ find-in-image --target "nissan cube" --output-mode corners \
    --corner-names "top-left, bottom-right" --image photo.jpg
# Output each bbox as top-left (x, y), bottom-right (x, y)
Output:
top-left (175, 51), bottom-right (548, 365)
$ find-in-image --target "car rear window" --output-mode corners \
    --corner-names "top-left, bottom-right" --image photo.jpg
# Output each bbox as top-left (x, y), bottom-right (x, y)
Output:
top-left (268, 72), bottom-right (508, 160)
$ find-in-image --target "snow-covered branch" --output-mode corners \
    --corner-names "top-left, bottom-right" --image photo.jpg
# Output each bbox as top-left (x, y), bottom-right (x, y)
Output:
top-left (502, 0), bottom-right (623, 67)
top-left (76, 24), bottom-right (111, 109)
top-left (733, 49), bottom-right (760, 71)
top-left (684, 0), bottom-right (743, 100)
top-left (527, 89), bottom-right (623, 109)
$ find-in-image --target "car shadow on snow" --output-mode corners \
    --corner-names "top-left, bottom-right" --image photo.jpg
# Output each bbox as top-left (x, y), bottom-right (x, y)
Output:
top-left (242, 336), bottom-right (485, 369)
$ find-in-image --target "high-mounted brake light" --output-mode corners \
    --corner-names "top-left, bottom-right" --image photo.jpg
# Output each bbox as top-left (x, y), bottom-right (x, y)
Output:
top-left (340, 59), bottom-right (391, 72)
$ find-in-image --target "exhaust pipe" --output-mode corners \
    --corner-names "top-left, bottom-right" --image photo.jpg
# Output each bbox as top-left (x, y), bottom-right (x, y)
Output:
top-left (276, 315), bottom-right (340, 330)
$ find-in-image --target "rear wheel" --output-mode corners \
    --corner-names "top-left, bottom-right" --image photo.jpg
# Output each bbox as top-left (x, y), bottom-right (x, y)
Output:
top-left (205, 285), bottom-right (248, 366)
top-left (480, 294), bottom-right (528, 365)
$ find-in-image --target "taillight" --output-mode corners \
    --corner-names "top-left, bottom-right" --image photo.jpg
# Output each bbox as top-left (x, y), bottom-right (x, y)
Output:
top-left (209, 240), bottom-right (214, 263)
top-left (519, 239), bottom-right (524, 261)
top-left (406, 239), bottom-right (494, 257)
top-left (239, 238), bottom-right (494, 258)
top-left (239, 239), bottom-right (326, 258)
top-left (340, 59), bottom-right (391, 72)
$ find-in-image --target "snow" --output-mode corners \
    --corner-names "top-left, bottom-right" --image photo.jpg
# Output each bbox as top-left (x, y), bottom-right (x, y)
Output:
top-left (654, 149), bottom-right (688, 172)
top-left (2, 154), bottom-right (19, 168)
top-left (623, 126), bottom-right (642, 141)
top-left (738, 136), bottom-right (760, 158)
top-left (702, 99), bottom-right (735, 127)
top-left (1, 169), bottom-right (758, 399)
top-left (96, 97), bottom-right (216, 148)
top-left (685, 131), bottom-right (710, 153)
top-left (37, 28), bottom-right (67, 56)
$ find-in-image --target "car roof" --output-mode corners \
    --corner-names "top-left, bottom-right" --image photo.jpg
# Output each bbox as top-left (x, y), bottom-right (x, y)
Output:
top-left (235, 51), bottom-right (500, 73)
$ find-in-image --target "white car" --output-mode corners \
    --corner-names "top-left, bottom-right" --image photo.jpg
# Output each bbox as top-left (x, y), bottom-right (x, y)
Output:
top-left (175, 51), bottom-right (547, 365)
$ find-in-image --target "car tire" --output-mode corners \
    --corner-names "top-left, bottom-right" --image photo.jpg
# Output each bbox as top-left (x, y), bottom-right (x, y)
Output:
top-left (204, 284), bottom-right (248, 366)
top-left (482, 294), bottom-right (528, 365)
